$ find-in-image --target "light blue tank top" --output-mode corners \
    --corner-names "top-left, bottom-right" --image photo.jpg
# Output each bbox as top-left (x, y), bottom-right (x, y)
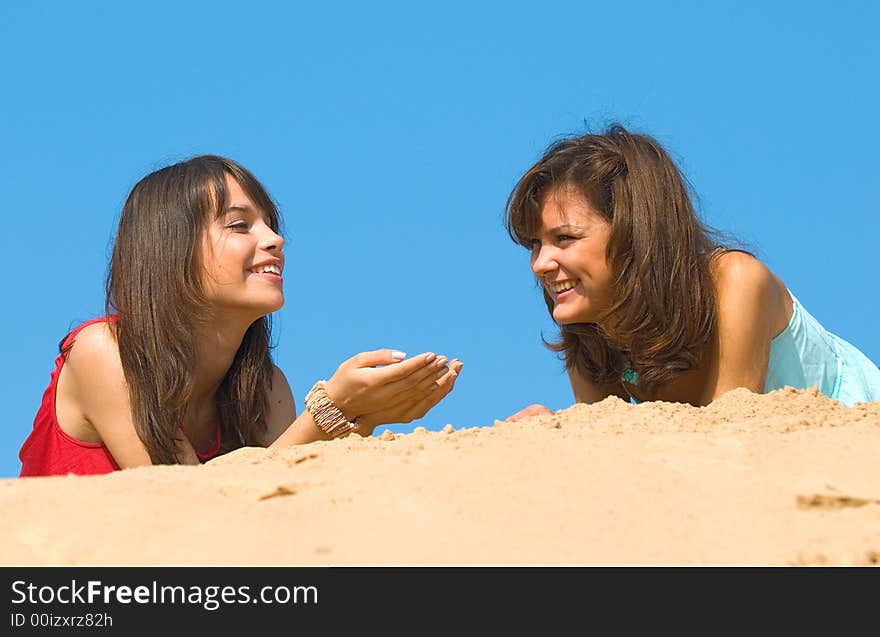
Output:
top-left (621, 292), bottom-right (880, 405)
top-left (764, 292), bottom-right (880, 406)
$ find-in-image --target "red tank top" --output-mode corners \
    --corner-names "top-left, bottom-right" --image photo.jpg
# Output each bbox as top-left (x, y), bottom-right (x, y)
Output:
top-left (19, 317), bottom-right (222, 477)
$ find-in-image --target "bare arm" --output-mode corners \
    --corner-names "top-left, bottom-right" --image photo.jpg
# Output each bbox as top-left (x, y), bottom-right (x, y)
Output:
top-left (701, 252), bottom-right (789, 403)
top-left (567, 365), bottom-right (628, 404)
top-left (260, 365), bottom-right (298, 445)
top-left (506, 364), bottom-right (625, 422)
top-left (261, 365), bottom-right (338, 446)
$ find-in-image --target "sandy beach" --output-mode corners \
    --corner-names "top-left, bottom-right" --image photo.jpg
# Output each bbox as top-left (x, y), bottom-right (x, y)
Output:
top-left (2, 387), bottom-right (878, 566)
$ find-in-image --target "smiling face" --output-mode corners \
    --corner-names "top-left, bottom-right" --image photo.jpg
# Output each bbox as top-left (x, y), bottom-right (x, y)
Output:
top-left (529, 187), bottom-right (615, 325)
top-left (200, 174), bottom-right (285, 319)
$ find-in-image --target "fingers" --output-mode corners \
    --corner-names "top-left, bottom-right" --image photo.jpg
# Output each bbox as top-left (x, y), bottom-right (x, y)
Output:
top-left (331, 349), bottom-right (461, 421)
top-left (505, 403), bottom-right (552, 422)
top-left (403, 361), bottom-right (462, 420)
top-left (410, 356), bottom-right (453, 393)
top-left (436, 359), bottom-right (463, 389)
top-left (370, 350), bottom-right (461, 393)
top-left (402, 368), bottom-right (460, 421)
top-left (422, 359), bottom-right (459, 394)
top-left (352, 360), bottom-right (463, 428)
top-left (363, 351), bottom-right (439, 384)
top-left (349, 348), bottom-right (409, 368)
top-left (382, 357), bottom-right (461, 407)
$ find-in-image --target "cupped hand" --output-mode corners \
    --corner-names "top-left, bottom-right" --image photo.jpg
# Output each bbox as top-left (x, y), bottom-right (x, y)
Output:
top-left (505, 403), bottom-right (553, 422)
top-left (355, 359), bottom-right (463, 432)
top-left (323, 349), bottom-right (458, 423)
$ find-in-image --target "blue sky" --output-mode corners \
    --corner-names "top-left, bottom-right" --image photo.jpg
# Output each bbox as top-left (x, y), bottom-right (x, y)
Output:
top-left (2, 1), bottom-right (877, 478)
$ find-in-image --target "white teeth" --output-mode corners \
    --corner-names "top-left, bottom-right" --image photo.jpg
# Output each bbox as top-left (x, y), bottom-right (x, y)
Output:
top-left (548, 281), bottom-right (575, 293)
top-left (253, 264), bottom-right (281, 275)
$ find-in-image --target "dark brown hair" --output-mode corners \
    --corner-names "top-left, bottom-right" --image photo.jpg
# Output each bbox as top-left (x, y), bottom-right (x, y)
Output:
top-left (506, 124), bottom-right (725, 395)
top-left (101, 155), bottom-right (279, 463)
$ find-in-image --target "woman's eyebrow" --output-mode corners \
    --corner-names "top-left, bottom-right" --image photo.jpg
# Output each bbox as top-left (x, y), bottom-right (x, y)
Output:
top-left (222, 202), bottom-right (273, 225)
top-left (224, 203), bottom-right (257, 214)
top-left (547, 224), bottom-right (584, 233)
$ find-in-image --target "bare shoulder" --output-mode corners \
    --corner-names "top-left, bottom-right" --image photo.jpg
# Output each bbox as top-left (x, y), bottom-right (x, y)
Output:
top-left (712, 250), bottom-right (772, 286)
top-left (68, 320), bottom-right (118, 351)
top-left (711, 251), bottom-right (792, 338)
top-left (63, 322), bottom-right (125, 393)
top-left (268, 365), bottom-right (294, 402)
top-left (262, 365), bottom-right (296, 445)
top-left (55, 321), bottom-right (133, 448)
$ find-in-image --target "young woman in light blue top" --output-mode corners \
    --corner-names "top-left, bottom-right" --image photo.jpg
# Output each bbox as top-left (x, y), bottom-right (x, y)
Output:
top-left (504, 124), bottom-right (880, 420)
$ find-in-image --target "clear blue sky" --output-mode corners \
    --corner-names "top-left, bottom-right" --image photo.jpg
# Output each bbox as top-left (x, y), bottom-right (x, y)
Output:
top-left (2, 1), bottom-right (877, 478)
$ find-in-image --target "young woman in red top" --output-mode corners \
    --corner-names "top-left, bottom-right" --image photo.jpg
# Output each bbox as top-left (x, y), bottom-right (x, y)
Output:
top-left (20, 156), bottom-right (462, 476)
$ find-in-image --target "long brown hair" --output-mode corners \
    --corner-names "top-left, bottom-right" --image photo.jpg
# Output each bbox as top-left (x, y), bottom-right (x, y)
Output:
top-left (101, 155), bottom-right (278, 463)
top-left (506, 124), bottom-right (727, 395)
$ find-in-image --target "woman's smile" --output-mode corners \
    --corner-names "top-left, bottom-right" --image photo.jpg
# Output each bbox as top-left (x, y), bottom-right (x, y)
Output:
top-left (530, 188), bottom-right (614, 325)
top-left (248, 260), bottom-right (284, 284)
top-left (546, 279), bottom-right (579, 302)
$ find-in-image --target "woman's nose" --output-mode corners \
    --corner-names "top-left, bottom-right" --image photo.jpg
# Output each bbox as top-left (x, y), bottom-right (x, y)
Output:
top-left (530, 244), bottom-right (557, 276)
top-left (260, 225), bottom-right (285, 252)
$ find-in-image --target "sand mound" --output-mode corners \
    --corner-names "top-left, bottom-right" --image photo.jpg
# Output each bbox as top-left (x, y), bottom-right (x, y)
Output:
top-left (3, 387), bottom-right (879, 565)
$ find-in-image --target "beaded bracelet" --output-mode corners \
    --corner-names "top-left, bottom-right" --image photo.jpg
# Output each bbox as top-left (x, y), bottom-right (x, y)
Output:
top-left (304, 380), bottom-right (358, 439)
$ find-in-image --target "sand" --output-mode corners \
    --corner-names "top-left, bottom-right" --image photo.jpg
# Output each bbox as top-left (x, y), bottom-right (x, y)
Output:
top-left (2, 387), bottom-right (878, 566)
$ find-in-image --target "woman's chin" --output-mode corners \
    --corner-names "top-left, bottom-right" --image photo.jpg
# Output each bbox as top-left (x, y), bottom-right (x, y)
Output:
top-left (552, 308), bottom-right (577, 325)
top-left (553, 305), bottom-right (594, 325)
top-left (242, 295), bottom-right (285, 318)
